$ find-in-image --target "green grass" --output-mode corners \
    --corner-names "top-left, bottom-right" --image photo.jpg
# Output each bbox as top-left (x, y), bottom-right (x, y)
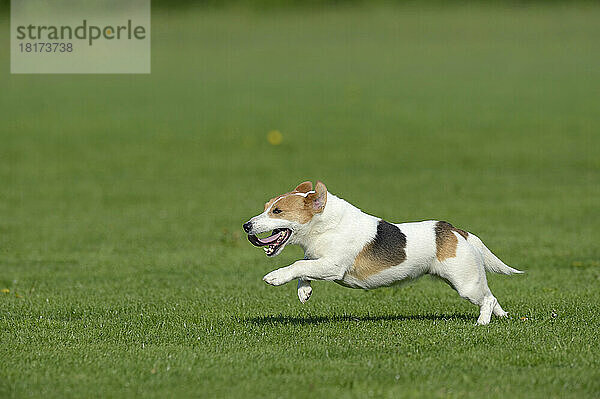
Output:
top-left (1, 4), bottom-right (600, 398)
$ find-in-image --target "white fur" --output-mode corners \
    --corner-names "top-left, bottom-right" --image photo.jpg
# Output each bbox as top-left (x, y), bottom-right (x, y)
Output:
top-left (246, 191), bottom-right (522, 325)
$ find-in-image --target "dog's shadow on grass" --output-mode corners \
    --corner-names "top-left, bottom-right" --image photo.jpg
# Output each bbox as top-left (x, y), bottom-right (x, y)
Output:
top-left (245, 313), bottom-right (473, 326)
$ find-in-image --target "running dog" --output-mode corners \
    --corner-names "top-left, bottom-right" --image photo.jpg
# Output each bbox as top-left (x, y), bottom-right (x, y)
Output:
top-left (242, 181), bottom-right (522, 325)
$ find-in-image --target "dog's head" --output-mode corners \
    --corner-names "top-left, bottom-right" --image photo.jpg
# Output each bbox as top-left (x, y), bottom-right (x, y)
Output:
top-left (242, 180), bottom-right (327, 256)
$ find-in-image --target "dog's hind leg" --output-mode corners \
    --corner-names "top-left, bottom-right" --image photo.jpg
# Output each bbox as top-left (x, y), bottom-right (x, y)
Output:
top-left (431, 241), bottom-right (500, 325)
top-left (297, 279), bottom-right (312, 303)
top-left (449, 275), bottom-right (497, 325)
top-left (451, 274), bottom-right (498, 325)
top-left (476, 295), bottom-right (497, 325)
top-left (492, 301), bottom-right (508, 318)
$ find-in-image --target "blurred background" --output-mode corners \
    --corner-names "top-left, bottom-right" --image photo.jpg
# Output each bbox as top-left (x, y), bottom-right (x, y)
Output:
top-left (2, 1), bottom-right (597, 259)
top-left (1, 1), bottom-right (599, 397)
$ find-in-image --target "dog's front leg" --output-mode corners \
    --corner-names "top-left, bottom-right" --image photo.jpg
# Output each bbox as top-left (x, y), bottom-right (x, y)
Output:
top-left (263, 259), bottom-right (342, 286)
top-left (297, 279), bottom-right (312, 303)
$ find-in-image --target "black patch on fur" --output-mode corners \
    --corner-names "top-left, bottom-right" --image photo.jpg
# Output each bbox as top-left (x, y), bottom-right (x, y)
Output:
top-left (436, 221), bottom-right (469, 240)
top-left (435, 221), bottom-right (452, 238)
top-left (370, 220), bottom-right (407, 265)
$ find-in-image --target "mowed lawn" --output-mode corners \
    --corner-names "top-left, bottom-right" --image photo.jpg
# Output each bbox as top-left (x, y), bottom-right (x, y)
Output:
top-left (1, 4), bottom-right (599, 398)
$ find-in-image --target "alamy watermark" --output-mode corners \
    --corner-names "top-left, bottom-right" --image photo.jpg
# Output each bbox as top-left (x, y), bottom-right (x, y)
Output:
top-left (11, 0), bottom-right (150, 74)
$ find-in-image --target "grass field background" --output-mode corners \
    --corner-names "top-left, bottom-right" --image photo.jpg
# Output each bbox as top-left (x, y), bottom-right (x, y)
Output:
top-left (1, 4), bottom-right (599, 398)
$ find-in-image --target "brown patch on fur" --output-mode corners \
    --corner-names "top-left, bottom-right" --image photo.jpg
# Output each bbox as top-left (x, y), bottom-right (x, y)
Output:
top-left (264, 194), bottom-right (285, 212)
top-left (454, 227), bottom-right (469, 240)
top-left (269, 194), bottom-right (314, 223)
top-left (294, 181), bottom-right (313, 193)
top-left (263, 181), bottom-right (316, 211)
top-left (263, 181), bottom-right (328, 224)
top-left (435, 221), bottom-right (469, 261)
top-left (348, 220), bottom-right (407, 280)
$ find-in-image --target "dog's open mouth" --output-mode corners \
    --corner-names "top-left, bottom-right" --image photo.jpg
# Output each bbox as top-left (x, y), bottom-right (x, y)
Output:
top-left (247, 228), bottom-right (292, 256)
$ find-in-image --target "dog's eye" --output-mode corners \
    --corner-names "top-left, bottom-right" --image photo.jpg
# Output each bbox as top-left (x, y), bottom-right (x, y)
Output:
top-left (272, 208), bottom-right (282, 214)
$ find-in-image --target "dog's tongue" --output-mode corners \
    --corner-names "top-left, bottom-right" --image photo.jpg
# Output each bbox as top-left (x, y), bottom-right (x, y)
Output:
top-left (250, 231), bottom-right (282, 246)
top-left (258, 232), bottom-right (281, 244)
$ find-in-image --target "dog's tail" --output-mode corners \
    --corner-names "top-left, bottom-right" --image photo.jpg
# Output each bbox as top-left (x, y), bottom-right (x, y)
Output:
top-left (467, 234), bottom-right (524, 275)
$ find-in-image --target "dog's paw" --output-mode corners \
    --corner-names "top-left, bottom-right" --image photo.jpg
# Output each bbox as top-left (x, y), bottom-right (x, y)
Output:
top-left (263, 269), bottom-right (292, 286)
top-left (297, 285), bottom-right (312, 303)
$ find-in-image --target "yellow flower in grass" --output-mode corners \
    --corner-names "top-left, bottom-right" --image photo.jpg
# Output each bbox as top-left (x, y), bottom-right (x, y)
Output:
top-left (1, 288), bottom-right (9, 294)
top-left (267, 130), bottom-right (283, 146)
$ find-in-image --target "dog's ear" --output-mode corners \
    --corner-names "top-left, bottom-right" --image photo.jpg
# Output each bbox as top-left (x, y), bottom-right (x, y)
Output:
top-left (294, 181), bottom-right (313, 193)
top-left (306, 181), bottom-right (327, 213)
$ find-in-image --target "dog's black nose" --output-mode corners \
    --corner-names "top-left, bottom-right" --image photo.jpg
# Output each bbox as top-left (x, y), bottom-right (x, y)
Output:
top-left (243, 222), bottom-right (253, 233)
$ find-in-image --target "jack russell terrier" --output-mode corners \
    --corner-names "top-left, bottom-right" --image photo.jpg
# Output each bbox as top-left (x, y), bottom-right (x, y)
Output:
top-left (243, 181), bottom-right (522, 325)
